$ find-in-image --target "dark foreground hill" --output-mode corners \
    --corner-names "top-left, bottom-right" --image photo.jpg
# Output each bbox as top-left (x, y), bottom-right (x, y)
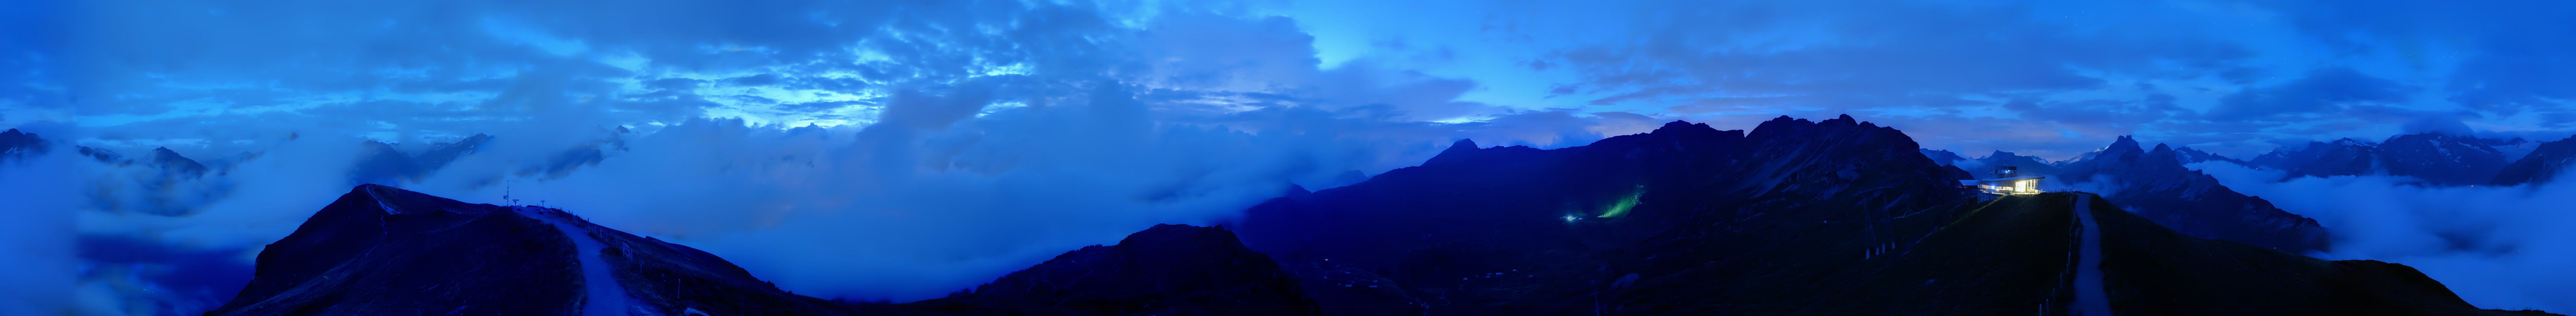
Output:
top-left (1232, 116), bottom-right (2539, 315)
top-left (209, 185), bottom-right (1316, 316)
top-left (209, 116), bottom-right (2554, 315)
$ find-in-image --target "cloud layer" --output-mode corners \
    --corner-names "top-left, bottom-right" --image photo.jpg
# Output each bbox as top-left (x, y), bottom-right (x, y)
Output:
top-left (2195, 162), bottom-right (2576, 312)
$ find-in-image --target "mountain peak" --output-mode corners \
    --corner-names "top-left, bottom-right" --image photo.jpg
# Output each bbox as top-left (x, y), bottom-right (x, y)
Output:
top-left (1654, 120), bottom-right (1712, 134)
top-left (149, 147), bottom-right (210, 175)
top-left (1748, 114), bottom-right (1904, 142)
top-left (1984, 150), bottom-right (2023, 160)
top-left (1421, 139), bottom-right (1486, 166)
top-left (0, 128), bottom-right (44, 156)
top-left (2093, 135), bottom-right (2145, 160)
top-left (1116, 224), bottom-right (1246, 252)
top-left (1821, 114), bottom-right (1874, 127)
top-left (2111, 135), bottom-right (2141, 151)
top-left (1638, 120), bottom-right (1739, 143)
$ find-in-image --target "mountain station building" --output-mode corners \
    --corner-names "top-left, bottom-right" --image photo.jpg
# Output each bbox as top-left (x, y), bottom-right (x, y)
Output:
top-left (1972, 166), bottom-right (2044, 195)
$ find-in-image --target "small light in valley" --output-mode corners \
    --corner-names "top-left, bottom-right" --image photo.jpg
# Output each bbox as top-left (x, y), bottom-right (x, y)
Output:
top-left (1563, 215), bottom-right (1581, 222)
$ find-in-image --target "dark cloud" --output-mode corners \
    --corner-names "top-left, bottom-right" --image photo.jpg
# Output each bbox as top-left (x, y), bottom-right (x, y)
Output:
top-left (2206, 67), bottom-right (2412, 120)
top-left (2401, 114), bottom-right (2475, 137)
top-left (2257, 0), bottom-right (2576, 123)
top-left (1548, 1), bottom-right (2247, 108)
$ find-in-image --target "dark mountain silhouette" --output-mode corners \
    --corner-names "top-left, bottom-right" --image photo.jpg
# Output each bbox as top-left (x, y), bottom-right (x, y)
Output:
top-left (1918, 148), bottom-right (1968, 164)
top-left (2378, 133), bottom-right (2512, 185)
top-left (70, 145), bottom-right (213, 176)
top-left (210, 185), bottom-right (1318, 316)
top-left (350, 134), bottom-right (491, 186)
top-left (2248, 132), bottom-right (2538, 186)
top-left (1234, 115), bottom-right (1969, 314)
top-left (2051, 136), bottom-right (2330, 253)
top-left (149, 147), bottom-right (211, 177)
top-left (1919, 136), bottom-right (2327, 253)
top-left (1228, 116), bottom-right (2496, 314)
top-left (0, 128), bottom-right (45, 158)
top-left (2493, 135), bottom-right (2576, 186)
top-left (78, 146), bottom-right (121, 162)
top-left (1977, 149), bottom-right (2063, 175)
top-left (2169, 146), bottom-right (2246, 165)
top-left (1918, 149), bottom-right (1980, 180)
top-left (208, 116), bottom-right (2552, 315)
top-left (877, 224), bottom-right (1323, 315)
top-left (2250, 138), bottom-right (2384, 179)
top-left (207, 185), bottom-right (586, 315)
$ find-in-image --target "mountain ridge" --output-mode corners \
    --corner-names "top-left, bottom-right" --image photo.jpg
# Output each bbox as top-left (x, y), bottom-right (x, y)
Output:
top-left (202, 115), bottom-right (2554, 315)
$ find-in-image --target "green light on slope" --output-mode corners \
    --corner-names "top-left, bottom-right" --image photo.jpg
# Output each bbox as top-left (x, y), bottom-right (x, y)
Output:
top-left (1598, 185), bottom-right (1643, 218)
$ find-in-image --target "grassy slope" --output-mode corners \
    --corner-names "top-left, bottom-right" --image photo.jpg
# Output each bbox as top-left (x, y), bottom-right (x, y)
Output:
top-left (1777, 194), bottom-right (2079, 315)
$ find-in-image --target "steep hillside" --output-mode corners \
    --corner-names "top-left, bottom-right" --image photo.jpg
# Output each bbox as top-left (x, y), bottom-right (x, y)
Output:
top-left (2493, 135), bottom-right (2576, 186)
top-left (206, 185), bottom-right (584, 315)
top-left (2053, 136), bottom-right (2330, 253)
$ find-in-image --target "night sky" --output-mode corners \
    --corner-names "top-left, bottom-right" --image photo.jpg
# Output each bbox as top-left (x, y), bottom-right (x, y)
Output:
top-left (5, 0), bottom-right (2575, 314)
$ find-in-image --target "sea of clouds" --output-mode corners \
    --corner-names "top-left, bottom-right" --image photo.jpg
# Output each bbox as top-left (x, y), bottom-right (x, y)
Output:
top-left (2193, 162), bottom-right (2576, 312)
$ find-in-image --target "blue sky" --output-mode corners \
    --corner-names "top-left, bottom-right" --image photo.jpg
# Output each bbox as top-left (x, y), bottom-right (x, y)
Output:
top-left (8, 0), bottom-right (2572, 159)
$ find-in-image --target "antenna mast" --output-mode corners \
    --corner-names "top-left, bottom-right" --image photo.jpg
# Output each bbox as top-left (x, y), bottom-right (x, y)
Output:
top-left (505, 180), bottom-right (519, 206)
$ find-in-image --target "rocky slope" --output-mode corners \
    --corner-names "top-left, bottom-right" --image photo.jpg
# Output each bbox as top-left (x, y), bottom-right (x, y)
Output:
top-left (2492, 135), bottom-right (2576, 186)
top-left (2051, 136), bottom-right (2330, 253)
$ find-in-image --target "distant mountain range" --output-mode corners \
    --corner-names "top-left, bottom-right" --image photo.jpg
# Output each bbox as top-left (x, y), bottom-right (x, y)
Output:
top-left (1925, 136), bottom-right (2330, 254)
top-left (2495, 136), bottom-right (2576, 186)
top-left (204, 116), bottom-right (2556, 315)
top-left (2244, 132), bottom-right (2576, 186)
top-left (1927, 131), bottom-right (2576, 188)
